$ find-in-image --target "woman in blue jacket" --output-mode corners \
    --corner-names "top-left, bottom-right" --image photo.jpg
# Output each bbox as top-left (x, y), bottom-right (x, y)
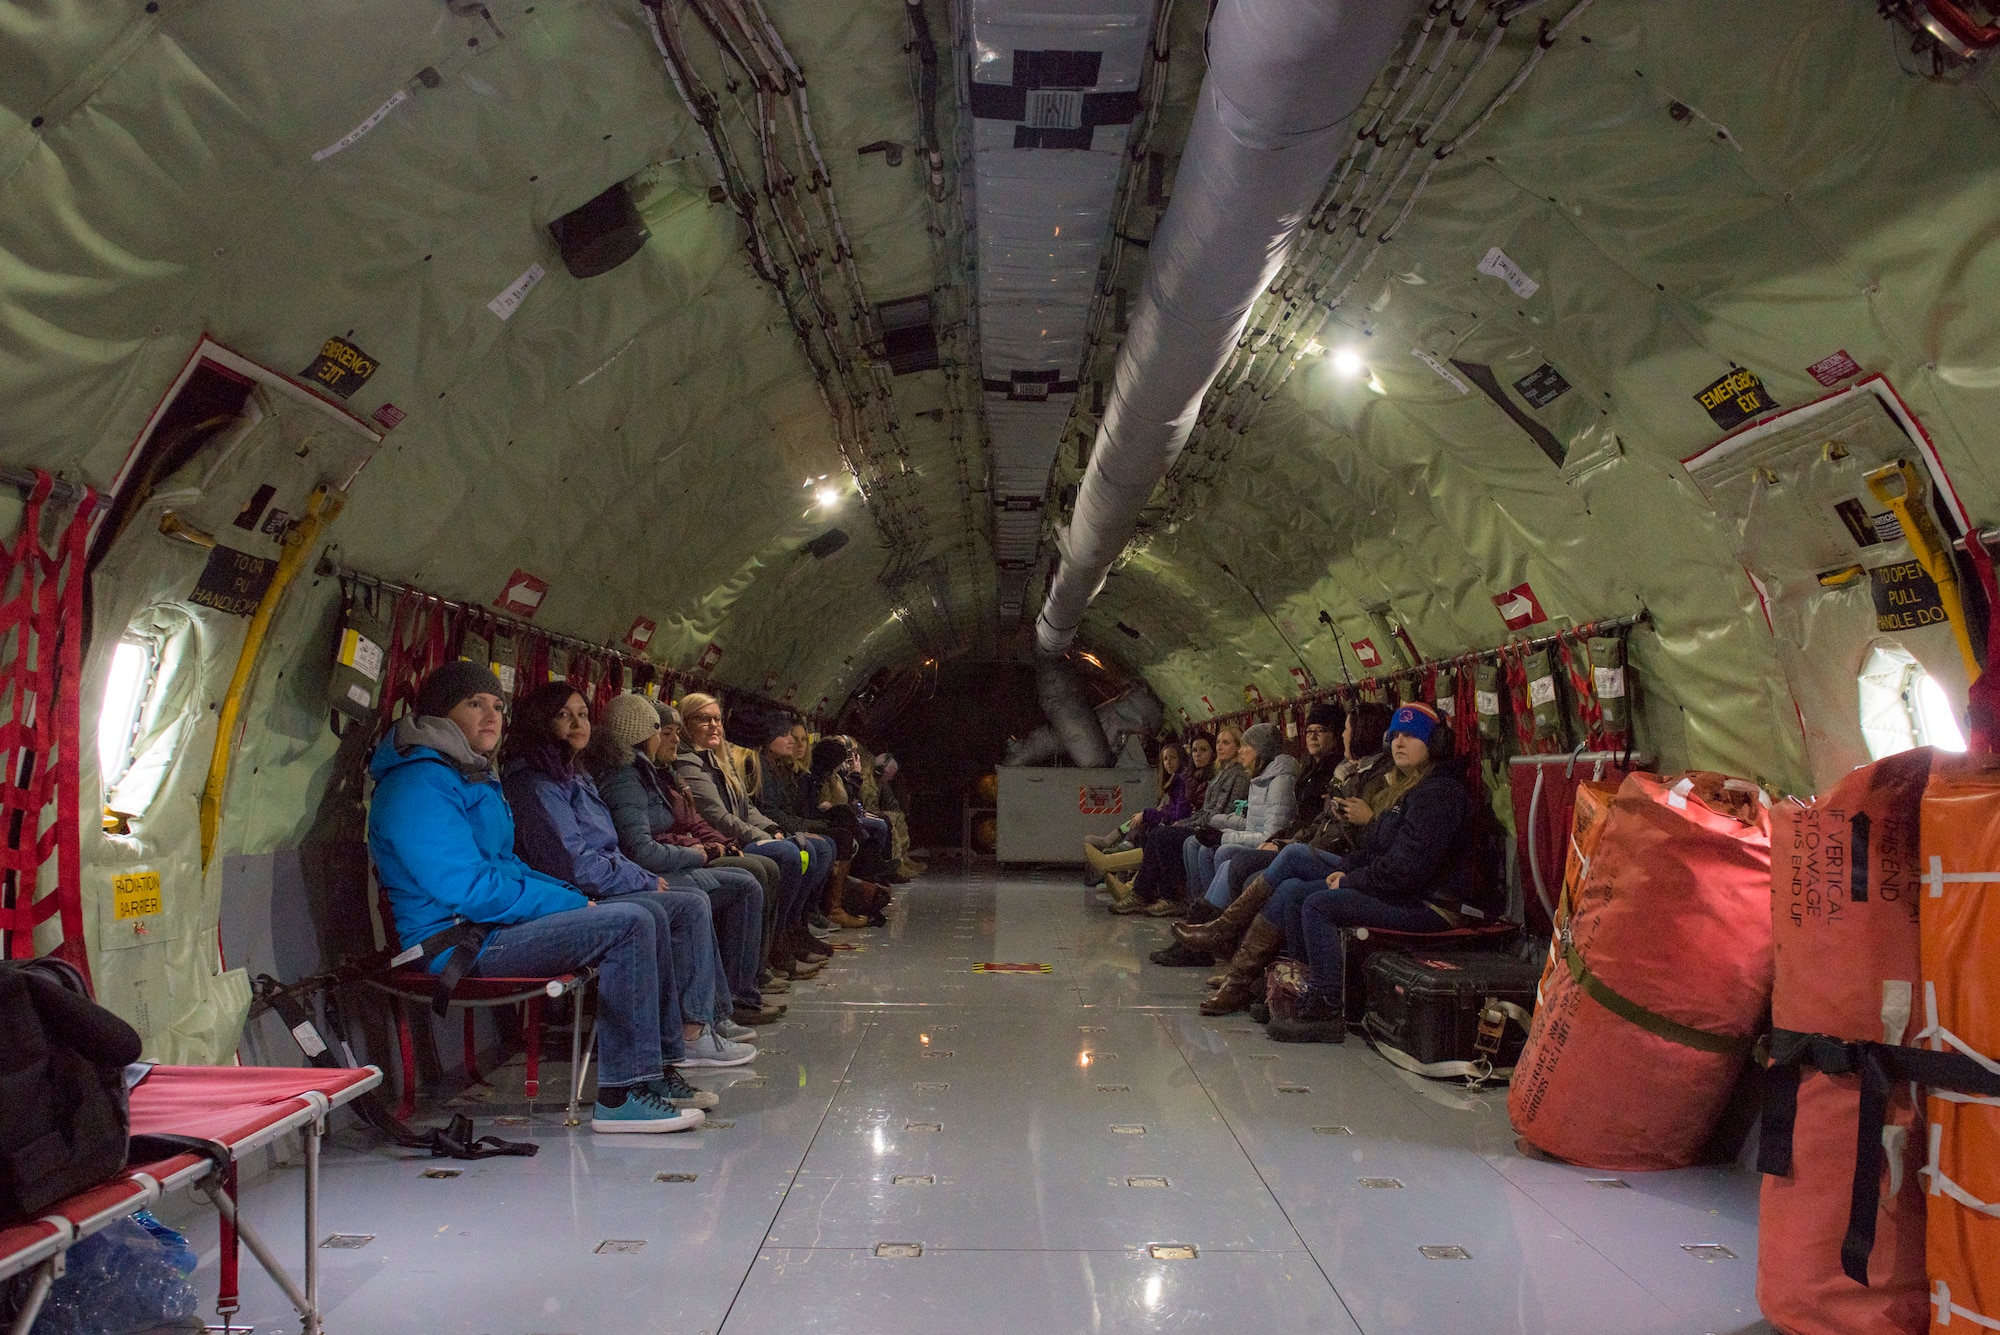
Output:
top-left (366, 663), bottom-right (704, 1134)
top-left (500, 682), bottom-right (756, 1071)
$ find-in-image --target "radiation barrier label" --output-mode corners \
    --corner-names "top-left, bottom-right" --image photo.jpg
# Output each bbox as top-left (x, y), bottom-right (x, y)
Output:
top-left (1079, 785), bottom-right (1122, 816)
top-left (112, 870), bottom-right (162, 920)
top-left (972, 962), bottom-right (1053, 974)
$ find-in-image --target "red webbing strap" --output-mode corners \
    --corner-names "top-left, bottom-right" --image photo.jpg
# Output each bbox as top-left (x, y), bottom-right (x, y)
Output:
top-left (1502, 647), bottom-right (1536, 754)
top-left (0, 474), bottom-right (97, 983)
top-left (1452, 657), bottom-right (1480, 756)
top-left (1965, 531), bottom-right (2000, 751)
top-left (215, 1160), bottom-right (240, 1322)
top-left (1554, 635), bottom-right (1605, 749)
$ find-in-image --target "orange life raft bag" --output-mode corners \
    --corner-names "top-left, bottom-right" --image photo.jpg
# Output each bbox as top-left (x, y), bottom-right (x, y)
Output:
top-left (1917, 753), bottom-right (2000, 1333)
top-left (1508, 771), bottom-right (1773, 1171)
top-left (1755, 748), bottom-right (1932, 1335)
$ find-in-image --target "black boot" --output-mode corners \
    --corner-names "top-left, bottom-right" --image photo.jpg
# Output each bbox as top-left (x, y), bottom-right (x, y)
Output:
top-left (1183, 898), bottom-right (1222, 927)
top-left (1149, 940), bottom-right (1215, 967)
top-left (1267, 987), bottom-right (1346, 1044)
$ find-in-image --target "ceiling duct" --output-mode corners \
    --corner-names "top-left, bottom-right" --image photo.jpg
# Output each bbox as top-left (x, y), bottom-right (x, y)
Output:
top-left (547, 181), bottom-right (650, 279)
top-left (960, 0), bottom-right (1155, 621)
top-left (1034, 0), bottom-right (1420, 655)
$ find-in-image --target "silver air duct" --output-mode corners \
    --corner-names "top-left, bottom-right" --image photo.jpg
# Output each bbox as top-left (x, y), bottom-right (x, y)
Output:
top-left (1037, 658), bottom-right (1115, 768)
top-left (1034, 0), bottom-right (1421, 654)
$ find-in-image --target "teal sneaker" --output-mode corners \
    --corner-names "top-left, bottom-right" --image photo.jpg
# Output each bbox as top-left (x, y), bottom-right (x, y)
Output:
top-left (591, 1085), bottom-right (705, 1134)
top-left (652, 1068), bottom-right (720, 1110)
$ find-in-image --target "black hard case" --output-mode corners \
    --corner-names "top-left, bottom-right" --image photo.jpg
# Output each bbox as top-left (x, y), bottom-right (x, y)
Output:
top-left (1362, 949), bottom-right (1542, 1066)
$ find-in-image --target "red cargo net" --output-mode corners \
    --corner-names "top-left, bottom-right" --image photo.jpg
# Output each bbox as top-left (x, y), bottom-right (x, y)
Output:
top-left (0, 474), bottom-right (100, 985)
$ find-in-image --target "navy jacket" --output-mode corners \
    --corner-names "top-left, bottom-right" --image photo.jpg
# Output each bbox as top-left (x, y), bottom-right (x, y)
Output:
top-left (1339, 766), bottom-right (1477, 911)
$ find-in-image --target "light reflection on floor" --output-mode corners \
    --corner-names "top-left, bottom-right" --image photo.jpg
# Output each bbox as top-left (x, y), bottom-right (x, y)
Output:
top-left (170, 867), bottom-right (1772, 1334)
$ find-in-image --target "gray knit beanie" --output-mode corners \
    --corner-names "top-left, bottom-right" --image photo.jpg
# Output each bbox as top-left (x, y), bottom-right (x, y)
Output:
top-left (600, 693), bottom-right (663, 749)
top-left (1240, 722), bottom-right (1281, 762)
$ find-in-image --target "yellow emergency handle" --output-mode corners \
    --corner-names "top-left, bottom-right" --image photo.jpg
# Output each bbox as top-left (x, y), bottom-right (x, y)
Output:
top-left (1865, 459), bottom-right (1982, 684)
top-left (198, 484), bottom-right (346, 870)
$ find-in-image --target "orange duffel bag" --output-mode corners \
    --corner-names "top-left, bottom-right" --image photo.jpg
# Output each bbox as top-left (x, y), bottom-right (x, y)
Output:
top-left (1509, 771), bottom-right (1772, 1171)
top-left (1918, 754), bottom-right (2000, 1333)
top-left (1757, 749), bottom-right (1932, 1335)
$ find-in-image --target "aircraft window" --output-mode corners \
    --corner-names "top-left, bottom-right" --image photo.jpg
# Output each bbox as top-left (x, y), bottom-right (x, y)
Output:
top-left (98, 637), bottom-right (157, 790)
top-left (1857, 642), bottom-right (1967, 760)
top-left (100, 605), bottom-right (202, 825)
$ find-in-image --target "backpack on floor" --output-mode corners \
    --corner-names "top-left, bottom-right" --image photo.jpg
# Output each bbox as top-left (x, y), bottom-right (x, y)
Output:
top-left (0, 958), bottom-right (144, 1227)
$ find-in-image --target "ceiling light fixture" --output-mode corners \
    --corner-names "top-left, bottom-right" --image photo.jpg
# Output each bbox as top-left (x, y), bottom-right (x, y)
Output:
top-left (1331, 347), bottom-right (1366, 378)
top-left (816, 484), bottom-right (842, 509)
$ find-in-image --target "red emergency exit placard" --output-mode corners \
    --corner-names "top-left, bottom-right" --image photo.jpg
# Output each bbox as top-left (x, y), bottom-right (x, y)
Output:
top-left (1353, 638), bottom-right (1382, 668)
top-left (495, 570), bottom-right (549, 618)
top-left (624, 617), bottom-right (656, 650)
top-left (1492, 582), bottom-right (1546, 630)
top-left (696, 642), bottom-right (723, 672)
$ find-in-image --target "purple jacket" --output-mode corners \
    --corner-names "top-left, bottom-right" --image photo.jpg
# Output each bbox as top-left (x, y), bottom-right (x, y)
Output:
top-left (1146, 768), bottom-right (1193, 825)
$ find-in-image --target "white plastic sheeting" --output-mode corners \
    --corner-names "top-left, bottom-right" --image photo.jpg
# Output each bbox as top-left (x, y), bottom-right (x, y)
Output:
top-left (961, 0), bottom-right (1154, 618)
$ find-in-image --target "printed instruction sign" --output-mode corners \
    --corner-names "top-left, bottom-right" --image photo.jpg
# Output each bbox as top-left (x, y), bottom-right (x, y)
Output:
top-left (1695, 366), bottom-right (1779, 431)
top-left (190, 546), bottom-right (276, 617)
top-left (1870, 559), bottom-right (1946, 632)
top-left (112, 870), bottom-right (162, 920)
top-left (1477, 246), bottom-right (1540, 299)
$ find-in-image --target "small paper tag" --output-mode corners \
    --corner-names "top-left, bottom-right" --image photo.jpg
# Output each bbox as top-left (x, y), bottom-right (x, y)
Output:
top-left (1593, 665), bottom-right (1626, 699)
top-left (339, 628), bottom-right (385, 680)
top-left (1528, 674), bottom-right (1557, 707)
top-left (1477, 246), bottom-right (1540, 299)
top-left (488, 263), bottom-right (547, 320)
top-left (346, 683), bottom-right (373, 708)
top-left (1475, 689), bottom-right (1500, 716)
top-left (291, 1021), bottom-right (329, 1058)
top-left (390, 943), bottom-right (424, 967)
top-left (1411, 348), bottom-right (1471, 394)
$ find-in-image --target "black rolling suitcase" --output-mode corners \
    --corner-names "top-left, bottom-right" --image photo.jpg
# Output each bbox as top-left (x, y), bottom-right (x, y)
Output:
top-left (1362, 950), bottom-right (1541, 1078)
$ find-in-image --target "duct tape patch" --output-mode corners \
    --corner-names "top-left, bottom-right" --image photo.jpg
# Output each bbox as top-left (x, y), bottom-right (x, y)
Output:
top-left (971, 962), bottom-right (1053, 974)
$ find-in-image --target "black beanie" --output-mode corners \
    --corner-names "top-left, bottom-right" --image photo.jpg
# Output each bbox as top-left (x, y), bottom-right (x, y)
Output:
top-left (415, 660), bottom-right (506, 719)
top-left (1305, 701), bottom-right (1344, 732)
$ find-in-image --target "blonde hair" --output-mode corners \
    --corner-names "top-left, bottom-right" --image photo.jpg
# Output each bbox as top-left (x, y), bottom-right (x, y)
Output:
top-left (676, 691), bottom-right (747, 798)
top-left (1215, 722), bottom-right (1257, 777)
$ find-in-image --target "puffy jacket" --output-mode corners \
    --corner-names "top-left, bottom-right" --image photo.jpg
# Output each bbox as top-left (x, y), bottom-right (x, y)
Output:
top-left (1220, 753), bottom-right (1300, 847)
top-left (1195, 762), bottom-right (1249, 828)
top-left (1145, 768), bottom-right (1193, 825)
top-left (1272, 753), bottom-right (1340, 843)
top-left (1299, 751), bottom-right (1396, 853)
top-left (366, 728), bottom-right (585, 975)
top-left (501, 756), bottom-right (656, 898)
top-left (1338, 765), bottom-right (1476, 910)
top-left (594, 754), bottom-right (710, 876)
top-left (674, 748), bottom-right (781, 846)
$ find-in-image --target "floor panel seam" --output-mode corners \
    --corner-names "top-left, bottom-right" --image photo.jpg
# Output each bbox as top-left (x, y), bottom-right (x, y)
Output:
top-left (1156, 1014), bottom-right (1369, 1333)
top-left (712, 1012), bottom-right (877, 1333)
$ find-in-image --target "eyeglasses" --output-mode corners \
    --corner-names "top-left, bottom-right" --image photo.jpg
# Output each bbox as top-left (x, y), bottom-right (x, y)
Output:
top-left (688, 713), bottom-right (723, 725)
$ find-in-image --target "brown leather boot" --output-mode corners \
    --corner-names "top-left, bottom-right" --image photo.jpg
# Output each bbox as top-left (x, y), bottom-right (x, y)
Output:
top-left (1175, 873), bottom-right (1276, 958)
top-left (825, 860), bottom-right (869, 928)
top-left (1199, 916), bottom-right (1283, 1017)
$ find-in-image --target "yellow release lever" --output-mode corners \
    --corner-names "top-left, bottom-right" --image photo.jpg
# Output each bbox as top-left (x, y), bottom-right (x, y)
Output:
top-left (1865, 460), bottom-right (1981, 683)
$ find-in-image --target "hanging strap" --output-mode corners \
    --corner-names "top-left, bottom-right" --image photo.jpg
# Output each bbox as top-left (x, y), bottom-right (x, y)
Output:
top-left (1759, 1029), bottom-right (2000, 1286)
top-left (1562, 936), bottom-right (1754, 1057)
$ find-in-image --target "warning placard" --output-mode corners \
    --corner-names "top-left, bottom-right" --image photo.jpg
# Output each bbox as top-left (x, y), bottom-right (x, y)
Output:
top-left (190, 546), bottom-right (276, 617)
top-left (1079, 786), bottom-right (1123, 816)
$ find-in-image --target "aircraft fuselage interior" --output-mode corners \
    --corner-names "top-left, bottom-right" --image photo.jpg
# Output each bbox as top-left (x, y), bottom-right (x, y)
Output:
top-left (7, 1), bottom-right (2000, 1332)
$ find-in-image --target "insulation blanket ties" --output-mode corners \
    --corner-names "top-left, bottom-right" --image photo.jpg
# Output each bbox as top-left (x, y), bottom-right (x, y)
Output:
top-left (1918, 754), bottom-right (2000, 1334)
top-left (1508, 771), bottom-right (1773, 1172)
top-left (1758, 749), bottom-right (1934, 1335)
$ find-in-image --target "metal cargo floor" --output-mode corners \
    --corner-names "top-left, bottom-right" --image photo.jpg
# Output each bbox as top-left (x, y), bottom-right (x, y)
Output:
top-left (177, 869), bottom-right (1771, 1334)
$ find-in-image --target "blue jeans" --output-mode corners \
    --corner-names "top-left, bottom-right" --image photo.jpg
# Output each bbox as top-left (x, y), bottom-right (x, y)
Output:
top-left (1206, 844), bottom-right (1279, 908)
top-left (858, 813), bottom-right (892, 862)
top-left (671, 864), bottom-right (764, 1009)
top-left (1262, 875), bottom-right (1445, 996)
top-left (799, 832), bottom-right (835, 916)
top-left (601, 888), bottom-right (717, 1034)
top-left (1183, 838), bottom-right (1216, 899)
top-left (744, 838), bottom-right (809, 930)
top-left (467, 902), bottom-right (671, 1088)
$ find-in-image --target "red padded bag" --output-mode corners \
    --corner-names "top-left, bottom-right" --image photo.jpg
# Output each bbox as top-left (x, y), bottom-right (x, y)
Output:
top-left (1758, 749), bottom-right (1932, 1335)
top-left (1509, 771), bottom-right (1772, 1171)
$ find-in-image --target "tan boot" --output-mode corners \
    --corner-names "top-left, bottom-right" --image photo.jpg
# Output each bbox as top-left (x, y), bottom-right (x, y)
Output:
top-left (1104, 870), bottom-right (1141, 912)
top-left (1085, 843), bottom-right (1143, 879)
top-left (1200, 916), bottom-right (1283, 1017)
top-left (1175, 873), bottom-right (1276, 958)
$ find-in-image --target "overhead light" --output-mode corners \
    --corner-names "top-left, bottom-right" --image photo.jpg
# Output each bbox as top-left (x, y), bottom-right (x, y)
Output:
top-left (816, 485), bottom-right (842, 509)
top-left (1331, 347), bottom-right (1366, 378)
top-left (1076, 651), bottom-right (1103, 669)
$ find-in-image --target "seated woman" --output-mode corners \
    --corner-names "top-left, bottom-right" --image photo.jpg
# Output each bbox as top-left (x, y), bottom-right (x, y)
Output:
top-left (500, 682), bottom-right (756, 1075)
top-left (367, 662), bottom-right (703, 1134)
top-left (588, 693), bottom-right (779, 1028)
top-left (747, 713), bottom-right (869, 929)
top-left (1107, 725), bottom-right (1245, 914)
top-left (1243, 703), bottom-right (1475, 1043)
top-left (807, 737), bottom-right (893, 924)
top-left (1195, 703), bottom-right (1344, 915)
top-left (1169, 701), bottom-right (1395, 972)
top-left (673, 692), bottom-right (834, 978)
top-left (1181, 722), bottom-right (1297, 920)
top-left (1083, 737), bottom-right (1192, 883)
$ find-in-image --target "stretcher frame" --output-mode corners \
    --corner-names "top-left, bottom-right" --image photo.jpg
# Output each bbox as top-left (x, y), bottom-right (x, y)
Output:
top-left (0, 1064), bottom-right (383, 1335)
